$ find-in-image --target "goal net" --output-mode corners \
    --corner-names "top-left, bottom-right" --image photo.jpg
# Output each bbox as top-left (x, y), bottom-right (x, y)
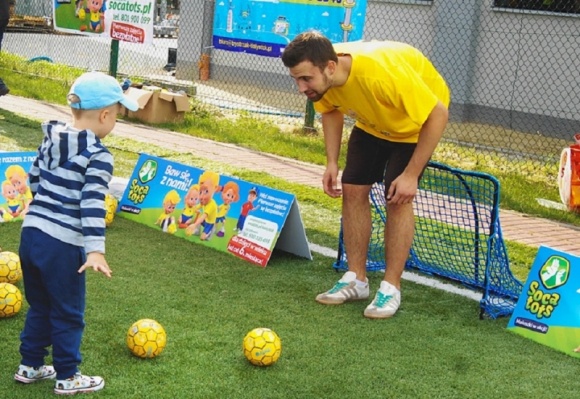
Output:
top-left (333, 162), bottom-right (523, 319)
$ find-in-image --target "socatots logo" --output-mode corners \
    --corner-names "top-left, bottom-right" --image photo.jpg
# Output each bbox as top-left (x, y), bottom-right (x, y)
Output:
top-left (524, 255), bottom-right (569, 319)
top-left (539, 256), bottom-right (569, 289)
top-left (138, 159), bottom-right (157, 184)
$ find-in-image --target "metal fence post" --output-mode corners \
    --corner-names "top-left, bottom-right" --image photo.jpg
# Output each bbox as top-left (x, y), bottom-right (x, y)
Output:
top-left (304, 99), bottom-right (316, 133)
top-left (109, 39), bottom-right (119, 77)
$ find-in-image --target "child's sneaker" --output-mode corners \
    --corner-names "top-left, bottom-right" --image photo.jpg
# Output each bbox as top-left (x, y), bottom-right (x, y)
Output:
top-left (14, 364), bottom-right (56, 383)
top-left (315, 271), bottom-right (369, 305)
top-left (364, 280), bottom-right (401, 319)
top-left (54, 373), bottom-right (105, 395)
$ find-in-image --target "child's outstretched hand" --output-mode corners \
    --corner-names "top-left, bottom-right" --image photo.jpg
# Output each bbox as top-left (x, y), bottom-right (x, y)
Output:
top-left (79, 252), bottom-right (112, 278)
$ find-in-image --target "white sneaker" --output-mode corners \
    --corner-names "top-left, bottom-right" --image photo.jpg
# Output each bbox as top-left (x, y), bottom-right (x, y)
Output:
top-left (315, 271), bottom-right (369, 305)
top-left (14, 364), bottom-right (56, 383)
top-left (364, 280), bottom-right (401, 319)
top-left (54, 373), bottom-right (105, 395)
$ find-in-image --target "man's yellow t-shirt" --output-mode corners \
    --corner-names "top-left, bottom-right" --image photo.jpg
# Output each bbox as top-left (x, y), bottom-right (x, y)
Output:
top-left (314, 41), bottom-right (451, 143)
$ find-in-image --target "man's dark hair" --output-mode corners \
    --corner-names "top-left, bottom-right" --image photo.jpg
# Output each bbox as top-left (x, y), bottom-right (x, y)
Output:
top-left (281, 31), bottom-right (338, 71)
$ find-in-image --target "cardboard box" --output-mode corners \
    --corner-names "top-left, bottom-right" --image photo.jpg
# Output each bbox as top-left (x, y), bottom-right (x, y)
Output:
top-left (124, 86), bottom-right (190, 124)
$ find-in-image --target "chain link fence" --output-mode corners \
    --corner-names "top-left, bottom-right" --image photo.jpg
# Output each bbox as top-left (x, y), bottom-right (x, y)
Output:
top-left (4, 0), bottom-right (580, 183)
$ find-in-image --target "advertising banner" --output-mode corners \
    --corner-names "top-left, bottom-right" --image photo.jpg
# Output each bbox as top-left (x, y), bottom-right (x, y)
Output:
top-left (507, 245), bottom-right (580, 358)
top-left (0, 152), bottom-right (36, 223)
top-left (53, 0), bottom-right (155, 45)
top-left (117, 154), bottom-right (311, 267)
top-left (212, 0), bottom-right (368, 57)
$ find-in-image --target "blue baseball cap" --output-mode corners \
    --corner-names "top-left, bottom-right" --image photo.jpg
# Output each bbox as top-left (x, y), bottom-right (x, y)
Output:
top-left (250, 186), bottom-right (260, 196)
top-left (68, 71), bottom-right (139, 111)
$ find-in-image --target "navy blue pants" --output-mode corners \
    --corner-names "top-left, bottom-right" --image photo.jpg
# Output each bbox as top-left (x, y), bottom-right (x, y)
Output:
top-left (19, 227), bottom-right (86, 380)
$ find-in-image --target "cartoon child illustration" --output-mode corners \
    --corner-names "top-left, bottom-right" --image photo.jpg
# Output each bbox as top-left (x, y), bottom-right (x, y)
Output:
top-left (5, 165), bottom-right (32, 218)
top-left (1, 180), bottom-right (21, 218)
top-left (155, 190), bottom-right (181, 234)
top-left (235, 186), bottom-right (259, 232)
top-left (79, 0), bottom-right (106, 33)
top-left (215, 181), bottom-right (240, 238)
top-left (186, 171), bottom-right (220, 241)
top-left (179, 184), bottom-right (201, 229)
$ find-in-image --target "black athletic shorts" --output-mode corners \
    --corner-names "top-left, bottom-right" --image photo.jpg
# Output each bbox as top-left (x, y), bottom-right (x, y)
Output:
top-left (341, 126), bottom-right (421, 188)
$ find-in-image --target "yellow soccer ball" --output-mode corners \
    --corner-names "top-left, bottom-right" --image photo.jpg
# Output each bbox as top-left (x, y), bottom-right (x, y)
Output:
top-left (126, 319), bottom-right (167, 359)
top-left (0, 282), bottom-right (22, 318)
top-left (104, 194), bottom-right (118, 227)
top-left (242, 327), bottom-right (282, 366)
top-left (0, 251), bottom-right (22, 284)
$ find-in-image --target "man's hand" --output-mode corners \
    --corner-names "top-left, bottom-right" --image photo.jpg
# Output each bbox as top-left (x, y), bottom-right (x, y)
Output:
top-left (387, 172), bottom-right (418, 205)
top-left (322, 163), bottom-right (342, 198)
top-left (78, 252), bottom-right (112, 278)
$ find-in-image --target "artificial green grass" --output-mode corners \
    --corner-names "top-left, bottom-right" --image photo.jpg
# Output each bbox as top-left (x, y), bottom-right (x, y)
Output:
top-left (1, 70), bottom-right (578, 397)
top-left (1, 219), bottom-right (579, 399)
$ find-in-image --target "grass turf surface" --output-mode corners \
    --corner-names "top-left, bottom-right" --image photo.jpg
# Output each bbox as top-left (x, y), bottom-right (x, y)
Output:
top-left (1, 218), bottom-right (579, 398)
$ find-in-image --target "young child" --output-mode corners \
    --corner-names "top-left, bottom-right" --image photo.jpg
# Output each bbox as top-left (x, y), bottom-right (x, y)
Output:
top-left (13, 71), bottom-right (138, 395)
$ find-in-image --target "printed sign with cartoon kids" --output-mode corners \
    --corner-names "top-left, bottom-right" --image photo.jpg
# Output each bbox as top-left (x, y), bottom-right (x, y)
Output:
top-left (0, 152), bottom-right (35, 223)
top-left (53, 0), bottom-right (155, 44)
top-left (118, 154), bottom-right (297, 267)
top-left (508, 245), bottom-right (580, 358)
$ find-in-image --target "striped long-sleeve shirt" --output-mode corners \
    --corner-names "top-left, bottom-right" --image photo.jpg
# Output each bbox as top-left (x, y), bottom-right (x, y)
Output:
top-left (22, 120), bottom-right (113, 254)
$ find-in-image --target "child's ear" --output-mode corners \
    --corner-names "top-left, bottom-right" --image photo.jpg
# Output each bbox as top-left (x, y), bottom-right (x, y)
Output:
top-left (99, 108), bottom-right (110, 123)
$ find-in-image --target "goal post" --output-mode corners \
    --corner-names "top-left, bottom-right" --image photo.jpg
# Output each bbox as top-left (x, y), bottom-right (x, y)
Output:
top-left (333, 161), bottom-right (523, 319)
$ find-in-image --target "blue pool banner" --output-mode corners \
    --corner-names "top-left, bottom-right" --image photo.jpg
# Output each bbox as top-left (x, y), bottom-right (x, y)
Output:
top-left (212, 0), bottom-right (368, 57)
top-left (0, 152), bottom-right (36, 223)
top-left (507, 246), bottom-right (580, 358)
top-left (118, 154), bottom-right (311, 267)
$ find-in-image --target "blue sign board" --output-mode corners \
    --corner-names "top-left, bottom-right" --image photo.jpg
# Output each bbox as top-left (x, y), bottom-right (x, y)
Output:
top-left (212, 0), bottom-right (368, 57)
top-left (507, 246), bottom-right (580, 358)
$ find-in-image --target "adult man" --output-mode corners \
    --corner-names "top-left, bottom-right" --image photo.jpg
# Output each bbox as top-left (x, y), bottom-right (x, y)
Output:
top-left (281, 31), bottom-right (450, 319)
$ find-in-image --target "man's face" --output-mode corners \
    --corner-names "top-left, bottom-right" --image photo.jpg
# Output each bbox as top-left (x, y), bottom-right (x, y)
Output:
top-left (288, 60), bottom-right (334, 102)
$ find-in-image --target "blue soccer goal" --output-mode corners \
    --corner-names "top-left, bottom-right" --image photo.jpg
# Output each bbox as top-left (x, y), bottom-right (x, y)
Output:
top-left (333, 161), bottom-right (523, 319)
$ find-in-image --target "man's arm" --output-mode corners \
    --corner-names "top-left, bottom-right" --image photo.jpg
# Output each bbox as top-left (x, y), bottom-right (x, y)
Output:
top-left (405, 101), bottom-right (449, 177)
top-left (321, 109), bottom-right (345, 197)
top-left (387, 101), bottom-right (448, 204)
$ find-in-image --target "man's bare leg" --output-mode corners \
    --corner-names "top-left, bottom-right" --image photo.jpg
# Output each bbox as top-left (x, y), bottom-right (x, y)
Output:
top-left (384, 202), bottom-right (415, 289)
top-left (314, 183), bottom-right (372, 305)
top-left (341, 183), bottom-right (372, 281)
top-left (363, 201), bottom-right (414, 318)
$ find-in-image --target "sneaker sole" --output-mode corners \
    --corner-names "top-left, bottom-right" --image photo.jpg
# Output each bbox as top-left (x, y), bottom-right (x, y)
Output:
top-left (316, 295), bottom-right (369, 305)
top-left (54, 380), bottom-right (105, 395)
top-left (363, 309), bottom-right (397, 319)
top-left (14, 373), bottom-right (56, 384)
